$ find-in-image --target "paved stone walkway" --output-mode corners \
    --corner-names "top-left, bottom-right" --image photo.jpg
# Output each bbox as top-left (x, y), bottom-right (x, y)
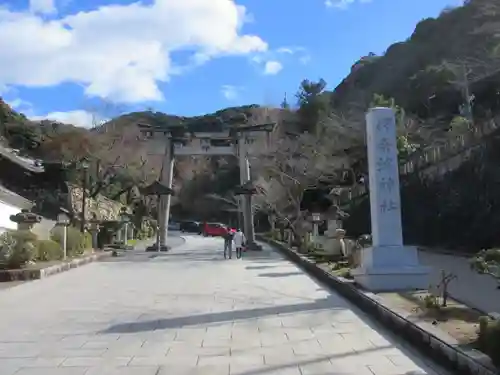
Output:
top-left (0, 236), bottom-right (449, 375)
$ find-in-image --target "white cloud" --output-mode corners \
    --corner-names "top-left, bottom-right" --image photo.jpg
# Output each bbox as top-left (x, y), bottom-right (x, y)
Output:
top-left (0, 0), bottom-right (267, 103)
top-left (5, 98), bottom-right (33, 111)
top-left (325, 0), bottom-right (371, 9)
top-left (29, 0), bottom-right (57, 15)
top-left (263, 60), bottom-right (283, 75)
top-left (221, 85), bottom-right (241, 101)
top-left (252, 46), bottom-right (309, 74)
top-left (30, 110), bottom-right (100, 128)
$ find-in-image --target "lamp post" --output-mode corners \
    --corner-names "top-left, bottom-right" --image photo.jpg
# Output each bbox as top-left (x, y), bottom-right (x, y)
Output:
top-left (57, 212), bottom-right (70, 260)
top-left (311, 212), bottom-right (321, 243)
top-left (80, 161), bottom-right (89, 233)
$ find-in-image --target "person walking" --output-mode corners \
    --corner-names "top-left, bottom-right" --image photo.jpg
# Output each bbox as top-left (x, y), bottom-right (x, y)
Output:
top-left (223, 228), bottom-right (235, 259)
top-left (233, 228), bottom-right (246, 259)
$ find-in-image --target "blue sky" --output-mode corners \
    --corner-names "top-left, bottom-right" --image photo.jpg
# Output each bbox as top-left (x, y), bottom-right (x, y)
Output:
top-left (0, 0), bottom-right (463, 126)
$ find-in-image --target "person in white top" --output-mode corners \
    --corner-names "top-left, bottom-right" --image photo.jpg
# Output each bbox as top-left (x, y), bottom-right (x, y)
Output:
top-left (232, 229), bottom-right (246, 259)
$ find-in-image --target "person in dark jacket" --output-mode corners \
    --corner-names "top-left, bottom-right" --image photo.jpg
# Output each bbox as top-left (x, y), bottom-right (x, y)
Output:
top-left (223, 228), bottom-right (235, 259)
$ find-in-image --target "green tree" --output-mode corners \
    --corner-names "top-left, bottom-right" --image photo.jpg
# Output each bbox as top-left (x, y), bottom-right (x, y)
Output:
top-left (296, 79), bottom-right (329, 136)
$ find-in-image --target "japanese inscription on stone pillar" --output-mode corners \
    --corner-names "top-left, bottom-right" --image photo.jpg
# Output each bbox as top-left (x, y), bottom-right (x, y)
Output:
top-left (366, 107), bottom-right (403, 247)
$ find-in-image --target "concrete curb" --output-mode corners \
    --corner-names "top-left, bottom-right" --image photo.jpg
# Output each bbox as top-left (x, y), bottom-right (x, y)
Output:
top-left (0, 251), bottom-right (111, 282)
top-left (257, 235), bottom-right (498, 375)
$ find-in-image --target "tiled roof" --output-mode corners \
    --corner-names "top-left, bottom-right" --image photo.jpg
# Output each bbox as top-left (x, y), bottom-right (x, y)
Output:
top-left (0, 145), bottom-right (44, 173)
top-left (0, 185), bottom-right (32, 209)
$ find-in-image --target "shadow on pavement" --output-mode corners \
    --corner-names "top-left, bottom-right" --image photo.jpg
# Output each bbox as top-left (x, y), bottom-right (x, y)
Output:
top-left (245, 265), bottom-right (277, 270)
top-left (101, 296), bottom-right (341, 334)
top-left (257, 271), bottom-right (304, 278)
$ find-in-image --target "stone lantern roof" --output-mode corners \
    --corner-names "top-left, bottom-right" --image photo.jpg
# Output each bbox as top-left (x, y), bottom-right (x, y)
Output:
top-left (10, 208), bottom-right (42, 224)
top-left (234, 181), bottom-right (261, 196)
top-left (141, 181), bottom-right (174, 196)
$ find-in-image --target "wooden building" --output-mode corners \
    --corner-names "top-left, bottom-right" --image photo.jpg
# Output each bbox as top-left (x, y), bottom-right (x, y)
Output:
top-left (0, 145), bottom-right (69, 219)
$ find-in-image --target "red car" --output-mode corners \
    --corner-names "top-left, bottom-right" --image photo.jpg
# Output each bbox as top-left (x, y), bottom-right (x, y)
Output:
top-left (203, 222), bottom-right (229, 237)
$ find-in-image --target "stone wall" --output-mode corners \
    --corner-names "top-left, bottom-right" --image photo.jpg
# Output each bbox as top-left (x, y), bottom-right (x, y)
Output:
top-left (68, 185), bottom-right (128, 221)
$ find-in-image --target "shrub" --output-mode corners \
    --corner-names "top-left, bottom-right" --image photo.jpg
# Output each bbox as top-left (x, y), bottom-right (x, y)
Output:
top-left (50, 226), bottom-right (89, 257)
top-left (0, 230), bottom-right (38, 269)
top-left (36, 239), bottom-right (63, 261)
top-left (83, 232), bottom-right (92, 250)
top-left (477, 316), bottom-right (500, 367)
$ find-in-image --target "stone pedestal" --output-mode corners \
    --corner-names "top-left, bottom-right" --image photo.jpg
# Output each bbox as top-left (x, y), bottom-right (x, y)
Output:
top-left (89, 229), bottom-right (99, 249)
top-left (351, 107), bottom-right (430, 291)
top-left (319, 221), bottom-right (345, 256)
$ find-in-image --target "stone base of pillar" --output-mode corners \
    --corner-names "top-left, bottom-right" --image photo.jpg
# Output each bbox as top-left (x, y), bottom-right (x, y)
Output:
top-left (351, 245), bottom-right (430, 291)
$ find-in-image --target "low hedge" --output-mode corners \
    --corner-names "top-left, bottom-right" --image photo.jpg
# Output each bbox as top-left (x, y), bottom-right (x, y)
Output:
top-left (36, 239), bottom-right (63, 261)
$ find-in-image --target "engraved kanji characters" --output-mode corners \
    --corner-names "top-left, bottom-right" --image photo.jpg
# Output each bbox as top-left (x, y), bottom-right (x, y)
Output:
top-left (377, 137), bottom-right (392, 153)
top-left (380, 199), bottom-right (398, 213)
top-left (379, 177), bottom-right (396, 192)
top-left (376, 157), bottom-right (393, 172)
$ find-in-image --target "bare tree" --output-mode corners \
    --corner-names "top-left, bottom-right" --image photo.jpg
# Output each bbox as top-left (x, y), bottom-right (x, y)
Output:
top-left (251, 131), bottom-right (350, 245)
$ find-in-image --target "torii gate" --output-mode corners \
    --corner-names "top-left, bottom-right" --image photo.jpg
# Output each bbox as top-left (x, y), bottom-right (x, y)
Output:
top-left (138, 115), bottom-right (275, 250)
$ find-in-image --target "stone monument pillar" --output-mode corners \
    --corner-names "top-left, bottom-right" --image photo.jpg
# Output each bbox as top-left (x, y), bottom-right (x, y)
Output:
top-left (351, 107), bottom-right (430, 291)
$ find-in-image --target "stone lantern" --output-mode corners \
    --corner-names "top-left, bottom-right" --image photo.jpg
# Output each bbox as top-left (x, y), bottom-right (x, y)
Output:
top-left (118, 207), bottom-right (131, 248)
top-left (88, 212), bottom-right (101, 250)
top-left (10, 209), bottom-right (42, 231)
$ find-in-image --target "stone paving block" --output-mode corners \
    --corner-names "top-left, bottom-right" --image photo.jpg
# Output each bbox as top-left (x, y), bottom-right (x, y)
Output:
top-left (158, 364), bottom-right (230, 375)
top-left (259, 331), bottom-right (289, 346)
top-left (61, 357), bottom-right (104, 367)
top-left (201, 337), bottom-right (233, 348)
top-left (138, 331), bottom-right (177, 342)
top-left (128, 355), bottom-right (191, 366)
top-left (230, 326), bottom-right (260, 336)
top-left (284, 328), bottom-right (316, 342)
top-left (298, 358), bottom-right (339, 375)
top-left (57, 336), bottom-right (96, 349)
top-left (174, 328), bottom-right (206, 343)
top-left (196, 354), bottom-right (230, 367)
top-left (256, 317), bottom-right (283, 329)
top-left (262, 347), bottom-right (297, 365)
top-left (291, 339), bottom-right (326, 356)
top-left (14, 368), bottom-right (89, 375)
top-left (86, 365), bottom-right (160, 375)
top-left (39, 348), bottom-right (106, 358)
top-left (170, 345), bottom-right (230, 357)
top-left (23, 357), bottom-right (66, 367)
